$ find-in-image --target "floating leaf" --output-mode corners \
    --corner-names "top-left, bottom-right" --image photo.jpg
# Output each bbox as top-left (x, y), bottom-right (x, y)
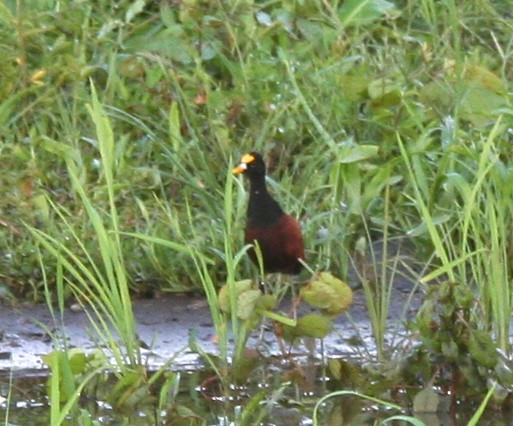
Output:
top-left (282, 314), bottom-right (332, 343)
top-left (218, 279), bottom-right (255, 314)
top-left (413, 388), bottom-right (440, 414)
top-left (256, 294), bottom-right (277, 311)
top-left (301, 272), bottom-right (353, 317)
top-left (295, 314), bottom-right (332, 338)
top-left (301, 281), bottom-right (335, 309)
top-left (237, 289), bottom-right (262, 320)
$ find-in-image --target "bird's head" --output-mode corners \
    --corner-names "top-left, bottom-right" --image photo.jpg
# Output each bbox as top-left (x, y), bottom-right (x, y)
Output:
top-left (233, 152), bottom-right (266, 178)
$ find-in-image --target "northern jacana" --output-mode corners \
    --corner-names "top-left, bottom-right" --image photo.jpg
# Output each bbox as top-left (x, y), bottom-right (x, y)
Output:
top-left (233, 152), bottom-right (304, 275)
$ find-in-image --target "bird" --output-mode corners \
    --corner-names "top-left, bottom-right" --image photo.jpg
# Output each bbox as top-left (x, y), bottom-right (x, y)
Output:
top-left (233, 152), bottom-right (304, 275)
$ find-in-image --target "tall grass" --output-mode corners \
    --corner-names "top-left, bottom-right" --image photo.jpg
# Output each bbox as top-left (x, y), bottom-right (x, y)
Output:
top-left (29, 86), bottom-right (144, 368)
top-left (23, 85), bottom-right (204, 422)
top-left (354, 186), bottom-right (412, 362)
top-left (187, 169), bottom-right (253, 369)
top-left (399, 118), bottom-right (513, 353)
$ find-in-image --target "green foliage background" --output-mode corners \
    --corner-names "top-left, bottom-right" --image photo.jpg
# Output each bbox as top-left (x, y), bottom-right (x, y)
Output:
top-left (1, 0), bottom-right (512, 300)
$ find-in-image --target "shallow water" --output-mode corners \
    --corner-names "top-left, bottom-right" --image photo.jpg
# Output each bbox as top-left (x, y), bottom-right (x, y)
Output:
top-left (2, 359), bottom-right (512, 426)
top-left (0, 268), bottom-right (507, 425)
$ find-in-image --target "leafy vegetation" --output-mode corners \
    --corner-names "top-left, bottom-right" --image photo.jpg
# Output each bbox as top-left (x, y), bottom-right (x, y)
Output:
top-left (2, 0), bottom-right (511, 295)
top-left (1, 0), bottom-right (513, 423)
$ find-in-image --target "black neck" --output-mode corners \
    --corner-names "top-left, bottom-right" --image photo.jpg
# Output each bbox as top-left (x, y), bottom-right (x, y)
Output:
top-left (247, 178), bottom-right (284, 227)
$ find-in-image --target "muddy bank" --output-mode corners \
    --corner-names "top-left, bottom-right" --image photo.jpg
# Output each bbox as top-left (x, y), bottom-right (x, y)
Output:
top-left (0, 277), bottom-right (423, 375)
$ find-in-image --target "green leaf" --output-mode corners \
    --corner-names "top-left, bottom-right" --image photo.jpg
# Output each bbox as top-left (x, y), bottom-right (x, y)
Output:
top-left (413, 387), bottom-right (440, 414)
top-left (464, 64), bottom-right (506, 94)
top-left (468, 329), bottom-right (498, 369)
top-left (338, 0), bottom-right (396, 28)
top-left (255, 294), bottom-right (277, 311)
top-left (218, 279), bottom-right (255, 314)
top-left (338, 145), bottom-right (379, 164)
top-left (441, 340), bottom-right (459, 362)
top-left (109, 371), bottom-right (149, 411)
top-left (232, 349), bottom-right (261, 384)
top-left (452, 284), bottom-right (474, 309)
top-left (68, 349), bottom-right (87, 375)
top-left (407, 214), bottom-right (452, 237)
top-left (43, 350), bottom-right (78, 404)
top-left (419, 72), bottom-right (508, 126)
top-left (218, 280), bottom-right (265, 320)
top-left (237, 289), bottom-right (262, 320)
top-left (301, 272), bottom-right (353, 317)
top-left (459, 84), bottom-right (507, 126)
top-left (125, 0), bottom-right (146, 23)
top-left (367, 78), bottom-right (402, 107)
top-left (168, 102), bottom-right (183, 152)
top-left (495, 359), bottom-right (513, 387)
top-left (160, 3), bottom-right (177, 27)
top-left (32, 194), bottom-right (50, 222)
top-left (338, 74), bottom-right (370, 101)
top-left (125, 26), bottom-right (193, 64)
top-left (288, 314), bottom-right (333, 340)
top-left (301, 281), bottom-right (336, 309)
top-left (327, 359), bottom-right (363, 387)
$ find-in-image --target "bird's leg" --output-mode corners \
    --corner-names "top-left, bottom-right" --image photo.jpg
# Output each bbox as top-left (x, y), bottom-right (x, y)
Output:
top-left (289, 281), bottom-right (299, 320)
top-left (290, 294), bottom-right (303, 319)
top-left (272, 321), bottom-right (290, 357)
top-left (287, 276), bottom-right (306, 319)
top-left (256, 276), bottom-right (269, 343)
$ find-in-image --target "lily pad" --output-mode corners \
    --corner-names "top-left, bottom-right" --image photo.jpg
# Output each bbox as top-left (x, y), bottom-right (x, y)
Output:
top-left (218, 279), bottom-right (259, 316)
top-left (282, 314), bottom-right (333, 343)
top-left (301, 272), bottom-right (353, 317)
top-left (413, 388), bottom-right (440, 414)
top-left (237, 289), bottom-right (262, 320)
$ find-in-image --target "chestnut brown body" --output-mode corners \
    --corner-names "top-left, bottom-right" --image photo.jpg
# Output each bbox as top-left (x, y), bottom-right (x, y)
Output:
top-left (233, 152), bottom-right (304, 275)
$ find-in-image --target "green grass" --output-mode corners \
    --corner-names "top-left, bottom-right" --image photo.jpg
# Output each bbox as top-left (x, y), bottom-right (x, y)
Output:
top-left (2, 0), bottom-right (513, 421)
top-left (400, 118), bottom-right (513, 351)
top-left (28, 86), bottom-right (146, 368)
top-left (2, 0), bottom-right (511, 298)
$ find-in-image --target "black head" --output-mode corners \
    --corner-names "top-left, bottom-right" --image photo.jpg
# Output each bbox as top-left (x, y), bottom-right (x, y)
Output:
top-left (232, 152), bottom-right (266, 179)
top-left (233, 151), bottom-right (284, 225)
